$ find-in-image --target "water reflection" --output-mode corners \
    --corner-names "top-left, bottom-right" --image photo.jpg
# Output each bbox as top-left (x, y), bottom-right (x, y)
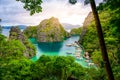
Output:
top-left (29, 36), bottom-right (79, 57)
top-left (38, 42), bottom-right (63, 52)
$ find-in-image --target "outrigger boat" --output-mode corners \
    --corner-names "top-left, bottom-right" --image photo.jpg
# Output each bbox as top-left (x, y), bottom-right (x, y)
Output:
top-left (66, 44), bottom-right (72, 47)
top-left (66, 52), bottom-right (72, 54)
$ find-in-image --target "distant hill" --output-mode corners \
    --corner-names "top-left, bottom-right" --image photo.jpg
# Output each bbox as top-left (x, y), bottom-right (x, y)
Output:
top-left (62, 23), bottom-right (81, 31)
top-left (2, 25), bottom-right (27, 29)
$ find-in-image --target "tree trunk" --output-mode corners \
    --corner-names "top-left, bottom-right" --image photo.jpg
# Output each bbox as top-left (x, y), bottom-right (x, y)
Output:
top-left (89, 0), bottom-right (114, 80)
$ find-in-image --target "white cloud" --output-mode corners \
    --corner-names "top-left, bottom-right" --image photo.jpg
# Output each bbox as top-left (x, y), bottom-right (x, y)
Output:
top-left (0, 0), bottom-right (103, 26)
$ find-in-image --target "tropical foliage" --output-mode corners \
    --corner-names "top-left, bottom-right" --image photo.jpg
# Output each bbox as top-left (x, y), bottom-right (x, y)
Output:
top-left (9, 27), bottom-right (36, 58)
top-left (0, 34), bottom-right (106, 80)
top-left (1, 0), bottom-right (120, 80)
top-left (23, 26), bottom-right (37, 38)
top-left (70, 27), bottom-right (82, 36)
top-left (81, 0), bottom-right (120, 79)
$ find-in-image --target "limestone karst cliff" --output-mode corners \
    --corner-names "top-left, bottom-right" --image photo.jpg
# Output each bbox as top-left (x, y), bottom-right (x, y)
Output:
top-left (23, 26), bottom-right (37, 38)
top-left (78, 12), bottom-right (94, 43)
top-left (9, 27), bottom-right (36, 58)
top-left (37, 17), bottom-right (69, 42)
top-left (24, 17), bottom-right (69, 42)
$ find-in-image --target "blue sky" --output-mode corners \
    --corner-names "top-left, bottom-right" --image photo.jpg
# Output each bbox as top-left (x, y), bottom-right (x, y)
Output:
top-left (0, 0), bottom-right (103, 26)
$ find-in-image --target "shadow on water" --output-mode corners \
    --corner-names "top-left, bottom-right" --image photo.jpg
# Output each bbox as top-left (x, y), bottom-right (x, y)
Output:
top-left (2, 28), bottom-right (95, 68)
top-left (37, 42), bottom-right (63, 53)
top-left (30, 36), bottom-right (97, 68)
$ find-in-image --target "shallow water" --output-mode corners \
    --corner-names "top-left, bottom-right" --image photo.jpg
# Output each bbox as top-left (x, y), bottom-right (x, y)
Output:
top-left (30, 36), bottom-right (89, 67)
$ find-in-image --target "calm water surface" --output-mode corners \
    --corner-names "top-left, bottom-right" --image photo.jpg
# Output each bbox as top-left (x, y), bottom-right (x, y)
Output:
top-left (2, 28), bottom-right (90, 67)
top-left (30, 36), bottom-right (89, 67)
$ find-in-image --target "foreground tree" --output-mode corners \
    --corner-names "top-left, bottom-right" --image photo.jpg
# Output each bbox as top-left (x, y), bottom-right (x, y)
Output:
top-left (16, 0), bottom-right (42, 15)
top-left (88, 0), bottom-right (114, 80)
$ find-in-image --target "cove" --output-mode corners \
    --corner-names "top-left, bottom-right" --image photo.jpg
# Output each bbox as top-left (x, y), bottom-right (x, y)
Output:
top-left (30, 36), bottom-right (91, 67)
top-left (2, 27), bottom-right (95, 68)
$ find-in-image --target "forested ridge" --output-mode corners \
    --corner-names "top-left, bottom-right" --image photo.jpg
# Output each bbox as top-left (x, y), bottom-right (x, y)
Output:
top-left (70, 27), bottom-right (82, 36)
top-left (0, 0), bottom-right (120, 80)
top-left (81, 0), bottom-right (120, 79)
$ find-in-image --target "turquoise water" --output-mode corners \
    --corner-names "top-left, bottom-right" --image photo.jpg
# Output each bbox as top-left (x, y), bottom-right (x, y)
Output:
top-left (1, 28), bottom-right (94, 67)
top-left (30, 36), bottom-right (90, 67)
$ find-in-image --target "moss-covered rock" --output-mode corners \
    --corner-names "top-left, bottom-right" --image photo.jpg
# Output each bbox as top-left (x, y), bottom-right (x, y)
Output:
top-left (37, 17), bottom-right (68, 42)
top-left (9, 26), bottom-right (36, 58)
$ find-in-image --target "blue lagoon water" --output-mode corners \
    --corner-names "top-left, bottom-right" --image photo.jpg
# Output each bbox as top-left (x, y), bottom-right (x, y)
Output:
top-left (2, 28), bottom-right (90, 67)
top-left (30, 36), bottom-right (89, 67)
top-left (30, 36), bottom-right (78, 58)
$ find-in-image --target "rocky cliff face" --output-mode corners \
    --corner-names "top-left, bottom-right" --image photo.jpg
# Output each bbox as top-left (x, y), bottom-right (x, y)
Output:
top-left (9, 27), bottom-right (26, 41)
top-left (37, 17), bottom-right (68, 42)
top-left (78, 12), bottom-right (94, 43)
top-left (9, 27), bottom-right (36, 58)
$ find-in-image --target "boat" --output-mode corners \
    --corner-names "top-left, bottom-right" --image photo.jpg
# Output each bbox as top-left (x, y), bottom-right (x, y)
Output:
top-left (66, 44), bottom-right (72, 47)
top-left (66, 52), bottom-right (72, 54)
top-left (76, 56), bottom-right (83, 60)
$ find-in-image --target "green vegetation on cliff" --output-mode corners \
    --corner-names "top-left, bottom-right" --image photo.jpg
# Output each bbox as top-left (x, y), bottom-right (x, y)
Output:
top-left (37, 17), bottom-right (69, 42)
top-left (0, 34), bottom-right (26, 58)
top-left (80, 0), bottom-right (120, 79)
top-left (9, 27), bottom-right (36, 58)
top-left (23, 26), bottom-right (37, 38)
top-left (0, 34), bottom-right (104, 80)
top-left (70, 27), bottom-right (82, 36)
top-left (24, 17), bottom-right (69, 42)
top-left (0, 49), bottom-right (104, 80)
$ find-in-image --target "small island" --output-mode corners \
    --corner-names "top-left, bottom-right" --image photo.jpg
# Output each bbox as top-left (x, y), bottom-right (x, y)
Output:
top-left (24, 17), bottom-right (69, 42)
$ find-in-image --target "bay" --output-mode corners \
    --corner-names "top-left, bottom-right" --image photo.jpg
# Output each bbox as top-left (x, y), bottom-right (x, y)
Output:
top-left (30, 36), bottom-right (89, 67)
top-left (2, 28), bottom-right (90, 67)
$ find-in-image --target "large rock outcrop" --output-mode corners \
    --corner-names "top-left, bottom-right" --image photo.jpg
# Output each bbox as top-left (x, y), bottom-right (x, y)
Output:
top-left (78, 12), bottom-right (94, 43)
top-left (23, 26), bottom-right (37, 38)
top-left (9, 27), bottom-right (36, 58)
top-left (37, 17), bottom-right (68, 42)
